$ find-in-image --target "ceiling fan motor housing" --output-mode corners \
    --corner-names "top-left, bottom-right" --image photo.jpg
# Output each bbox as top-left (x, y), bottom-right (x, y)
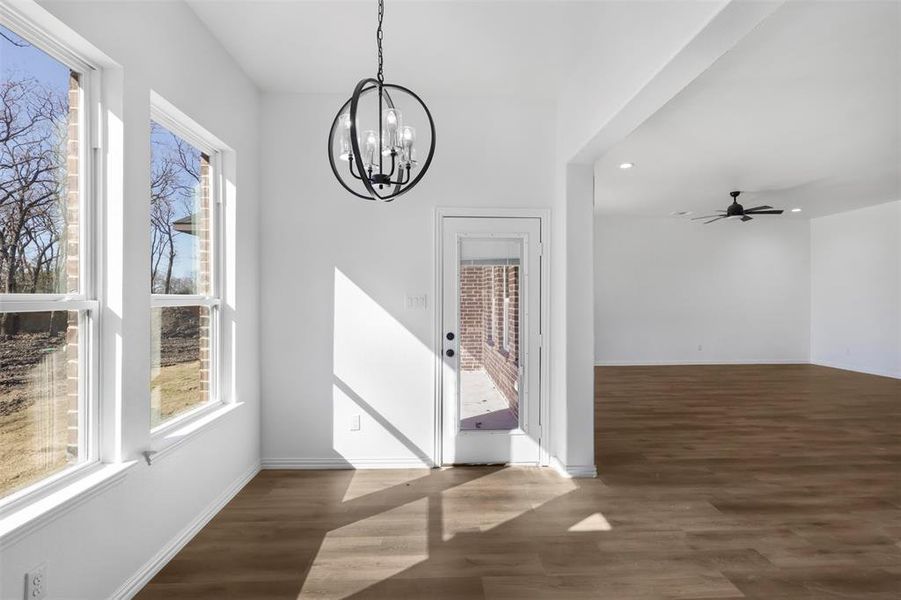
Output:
top-left (691, 190), bottom-right (784, 224)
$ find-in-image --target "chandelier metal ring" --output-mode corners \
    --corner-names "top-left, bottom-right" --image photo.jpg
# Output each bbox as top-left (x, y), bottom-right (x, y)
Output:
top-left (328, 79), bottom-right (436, 202)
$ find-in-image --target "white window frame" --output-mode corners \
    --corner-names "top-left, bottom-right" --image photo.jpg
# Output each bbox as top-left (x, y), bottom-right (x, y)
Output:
top-left (148, 100), bottom-right (224, 437)
top-left (0, 9), bottom-right (102, 516)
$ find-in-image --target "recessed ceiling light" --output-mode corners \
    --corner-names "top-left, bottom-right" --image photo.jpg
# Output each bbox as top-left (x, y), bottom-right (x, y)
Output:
top-left (791, 208), bottom-right (802, 213)
top-left (619, 162), bottom-right (634, 170)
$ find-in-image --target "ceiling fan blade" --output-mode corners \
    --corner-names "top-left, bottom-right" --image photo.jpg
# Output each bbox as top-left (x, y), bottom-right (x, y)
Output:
top-left (743, 205), bottom-right (772, 212)
top-left (691, 214), bottom-right (723, 221)
top-left (704, 217), bottom-right (726, 224)
top-left (741, 215), bottom-right (753, 222)
top-left (745, 209), bottom-right (784, 215)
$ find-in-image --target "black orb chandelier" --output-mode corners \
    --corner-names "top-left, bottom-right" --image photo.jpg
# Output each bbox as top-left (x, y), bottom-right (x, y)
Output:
top-left (328, 0), bottom-right (435, 202)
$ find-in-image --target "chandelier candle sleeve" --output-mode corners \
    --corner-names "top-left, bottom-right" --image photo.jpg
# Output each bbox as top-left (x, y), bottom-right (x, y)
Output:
top-left (383, 108), bottom-right (402, 150)
top-left (362, 130), bottom-right (378, 168)
top-left (402, 126), bottom-right (415, 163)
top-left (327, 0), bottom-right (435, 201)
top-left (338, 113), bottom-right (352, 160)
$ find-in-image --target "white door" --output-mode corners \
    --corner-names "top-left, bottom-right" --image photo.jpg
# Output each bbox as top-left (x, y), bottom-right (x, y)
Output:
top-left (440, 217), bottom-right (542, 465)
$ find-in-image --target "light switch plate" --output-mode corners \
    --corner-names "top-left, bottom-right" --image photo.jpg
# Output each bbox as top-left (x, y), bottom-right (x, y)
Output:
top-left (404, 294), bottom-right (428, 311)
top-left (351, 414), bottom-right (361, 431)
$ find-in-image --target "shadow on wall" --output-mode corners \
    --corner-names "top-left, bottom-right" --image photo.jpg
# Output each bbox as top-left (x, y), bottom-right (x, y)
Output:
top-left (332, 268), bottom-right (434, 466)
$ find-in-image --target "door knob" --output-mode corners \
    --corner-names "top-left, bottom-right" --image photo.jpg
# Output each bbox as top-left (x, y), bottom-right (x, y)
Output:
top-left (446, 349), bottom-right (455, 357)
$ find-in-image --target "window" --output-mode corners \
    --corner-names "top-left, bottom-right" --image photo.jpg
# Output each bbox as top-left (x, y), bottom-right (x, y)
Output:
top-left (502, 267), bottom-right (511, 352)
top-left (0, 23), bottom-right (96, 501)
top-left (149, 111), bottom-right (219, 429)
top-left (488, 269), bottom-right (497, 344)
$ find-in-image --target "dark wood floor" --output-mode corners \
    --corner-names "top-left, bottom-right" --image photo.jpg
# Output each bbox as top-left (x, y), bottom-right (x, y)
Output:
top-left (138, 365), bottom-right (901, 599)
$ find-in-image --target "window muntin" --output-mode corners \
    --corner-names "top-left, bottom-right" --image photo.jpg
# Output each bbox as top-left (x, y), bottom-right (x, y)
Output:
top-left (0, 23), bottom-right (95, 501)
top-left (149, 116), bottom-right (218, 430)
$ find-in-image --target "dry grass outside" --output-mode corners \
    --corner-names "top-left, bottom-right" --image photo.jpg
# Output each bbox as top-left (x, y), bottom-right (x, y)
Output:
top-left (0, 353), bottom-right (206, 498)
top-left (151, 359), bottom-right (205, 428)
top-left (0, 346), bottom-right (73, 499)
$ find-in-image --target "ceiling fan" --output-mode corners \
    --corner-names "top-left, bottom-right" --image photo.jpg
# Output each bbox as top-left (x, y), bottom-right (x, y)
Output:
top-left (692, 191), bottom-right (784, 224)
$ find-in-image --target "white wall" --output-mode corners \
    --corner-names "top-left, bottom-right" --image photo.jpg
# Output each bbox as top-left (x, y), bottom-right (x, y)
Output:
top-left (260, 93), bottom-right (556, 468)
top-left (811, 201), bottom-right (901, 378)
top-left (1, 1), bottom-right (260, 598)
top-left (552, 1), bottom-right (776, 473)
top-left (594, 215), bottom-right (811, 365)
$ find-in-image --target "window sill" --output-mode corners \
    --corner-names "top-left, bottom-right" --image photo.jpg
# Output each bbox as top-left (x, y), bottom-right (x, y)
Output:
top-left (0, 461), bottom-right (137, 549)
top-left (146, 401), bottom-right (243, 465)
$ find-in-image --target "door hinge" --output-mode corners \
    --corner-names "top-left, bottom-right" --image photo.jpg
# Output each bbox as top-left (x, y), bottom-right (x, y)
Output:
top-left (536, 242), bottom-right (543, 257)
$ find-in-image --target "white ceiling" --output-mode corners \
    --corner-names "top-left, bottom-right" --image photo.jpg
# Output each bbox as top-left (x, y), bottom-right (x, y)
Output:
top-left (594, 1), bottom-right (900, 219)
top-left (187, 0), bottom-right (593, 97)
top-left (185, 0), bottom-right (718, 99)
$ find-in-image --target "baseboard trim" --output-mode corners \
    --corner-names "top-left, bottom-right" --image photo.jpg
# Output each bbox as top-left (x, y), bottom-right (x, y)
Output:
top-left (595, 359), bottom-right (809, 366)
top-left (111, 461), bottom-right (261, 600)
top-left (261, 457), bottom-right (433, 470)
top-left (810, 360), bottom-right (901, 380)
top-left (593, 359), bottom-right (900, 379)
top-left (550, 457), bottom-right (597, 479)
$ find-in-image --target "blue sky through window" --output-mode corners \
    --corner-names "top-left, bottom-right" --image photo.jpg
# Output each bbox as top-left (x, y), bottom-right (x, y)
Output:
top-left (150, 122), bottom-right (204, 292)
top-left (1, 24), bottom-right (68, 95)
top-left (1, 24), bottom-right (72, 294)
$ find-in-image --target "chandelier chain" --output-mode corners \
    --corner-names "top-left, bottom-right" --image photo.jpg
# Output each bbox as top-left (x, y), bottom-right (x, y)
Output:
top-left (376, 0), bottom-right (384, 83)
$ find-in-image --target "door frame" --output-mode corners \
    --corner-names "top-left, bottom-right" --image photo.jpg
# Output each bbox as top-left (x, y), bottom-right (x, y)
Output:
top-left (433, 208), bottom-right (551, 467)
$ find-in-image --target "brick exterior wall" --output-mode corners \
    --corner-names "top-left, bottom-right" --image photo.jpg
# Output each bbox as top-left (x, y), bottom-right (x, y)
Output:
top-left (459, 266), bottom-right (485, 371)
top-left (65, 72), bottom-right (80, 460)
top-left (198, 153), bottom-right (211, 404)
top-left (459, 264), bottom-right (520, 418)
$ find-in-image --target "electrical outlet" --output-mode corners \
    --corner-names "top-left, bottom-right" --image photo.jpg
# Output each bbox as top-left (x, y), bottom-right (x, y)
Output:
top-left (350, 414), bottom-right (361, 431)
top-left (697, 344), bottom-right (703, 352)
top-left (25, 564), bottom-right (46, 600)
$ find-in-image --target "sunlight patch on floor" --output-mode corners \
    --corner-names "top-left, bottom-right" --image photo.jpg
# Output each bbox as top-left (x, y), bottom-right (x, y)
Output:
top-left (299, 497), bottom-right (429, 598)
top-left (341, 469), bottom-right (431, 503)
top-left (568, 512), bottom-right (612, 532)
top-left (440, 468), bottom-right (577, 540)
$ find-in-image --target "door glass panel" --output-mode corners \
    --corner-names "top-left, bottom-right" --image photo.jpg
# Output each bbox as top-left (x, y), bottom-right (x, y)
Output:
top-left (458, 238), bottom-right (521, 431)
